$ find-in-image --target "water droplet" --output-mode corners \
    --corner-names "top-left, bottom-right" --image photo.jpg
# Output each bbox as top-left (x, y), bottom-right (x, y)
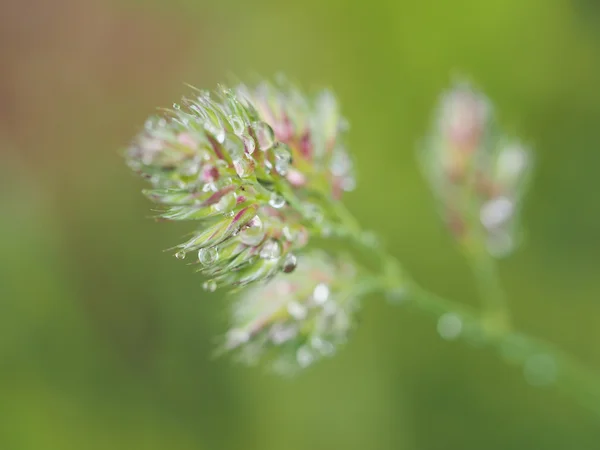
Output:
top-left (198, 149), bottom-right (212, 161)
top-left (311, 337), bottom-right (335, 356)
top-left (198, 247), bottom-right (219, 266)
top-left (212, 191), bottom-right (236, 213)
top-left (296, 346), bottom-right (314, 368)
top-left (173, 103), bottom-right (181, 110)
top-left (180, 158), bottom-right (200, 176)
top-left (239, 216), bottom-right (266, 246)
top-left (264, 160), bottom-right (273, 173)
top-left (282, 253), bottom-right (297, 273)
top-left (204, 122), bottom-right (225, 144)
top-left (233, 157), bottom-right (253, 178)
top-left (282, 226), bottom-right (296, 242)
top-left (273, 144), bottom-right (292, 175)
top-left (268, 193), bottom-right (286, 209)
top-left (226, 328), bottom-right (250, 349)
top-left (341, 175), bottom-right (356, 192)
top-left (259, 239), bottom-right (282, 260)
top-left (287, 301), bottom-right (307, 320)
top-left (320, 225), bottom-right (332, 237)
top-left (480, 196), bottom-right (514, 230)
top-left (175, 251), bottom-right (186, 260)
top-left (270, 323), bottom-right (298, 345)
top-left (218, 84), bottom-right (233, 97)
top-left (202, 279), bottom-right (218, 292)
top-left (313, 283), bottom-right (330, 305)
top-left (497, 144), bottom-right (529, 182)
top-left (224, 134), bottom-right (245, 159)
top-left (322, 301), bottom-right (338, 316)
top-left (242, 134), bottom-right (256, 155)
top-left (330, 149), bottom-right (352, 176)
top-left (437, 312), bottom-right (463, 340)
top-left (202, 182), bottom-right (216, 193)
top-left (252, 121), bottom-right (275, 151)
top-left (144, 117), bottom-right (157, 131)
top-left (304, 203), bottom-right (324, 224)
top-left (229, 115), bottom-right (245, 135)
top-left (127, 160), bottom-right (142, 171)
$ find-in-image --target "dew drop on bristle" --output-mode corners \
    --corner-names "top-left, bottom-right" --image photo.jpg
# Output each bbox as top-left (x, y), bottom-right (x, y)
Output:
top-left (437, 312), bottom-right (463, 340)
top-left (173, 103), bottom-right (181, 110)
top-left (226, 328), bottom-right (250, 349)
top-left (229, 115), bottom-right (245, 135)
top-left (296, 346), bottom-right (314, 368)
top-left (496, 145), bottom-right (528, 181)
top-left (330, 149), bottom-right (352, 176)
top-left (312, 283), bottom-right (330, 304)
top-left (175, 251), bottom-right (186, 260)
top-left (282, 226), bottom-right (296, 242)
top-left (242, 134), bottom-right (256, 154)
top-left (252, 121), bottom-right (275, 151)
top-left (480, 196), bottom-right (514, 230)
top-left (270, 323), bottom-right (298, 345)
top-left (180, 158), bottom-right (200, 176)
top-left (203, 279), bottom-right (218, 292)
top-left (304, 203), bottom-right (324, 224)
top-left (198, 247), bottom-right (219, 266)
top-left (233, 157), bottom-right (253, 178)
top-left (311, 337), bottom-right (335, 356)
top-left (269, 193), bottom-right (286, 209)
top-left (273, 144), bottom-right (292, 175)
top-left (239, 216), bottom-right (266, 246)
top-left (212, 192), bottom-right (237, 213)
top-left (202, 183), bottom-right (215, 193)
top-left (224, 134), bottom-right (245, 159)
top-left (282, 253), bottom-right (297, 273)
top-left (341, 175), bottom-right (356, 192)
top-left (287, 301), bottom-right (307, 320)
top-left (144, 117), bottom-right (157, 131)
top-left (205, 122), bottom-right (226, 144)
top-left (259, 239), bottom-right (282, 260)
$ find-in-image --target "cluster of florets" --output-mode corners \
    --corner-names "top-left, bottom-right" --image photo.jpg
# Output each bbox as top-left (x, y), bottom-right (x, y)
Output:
top-left (421, 83), bottom-right (532, 256)
top-left (126, 80), bottom-right (362, 371)
top-left (223, 251), bottom-right (360, 373)
top-left (126, 80), bottom-right (355, 291)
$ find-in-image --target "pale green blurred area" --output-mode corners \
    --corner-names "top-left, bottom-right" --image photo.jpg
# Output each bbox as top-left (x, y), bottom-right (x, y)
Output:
top-left (2, 0), bottom-right (600, 448)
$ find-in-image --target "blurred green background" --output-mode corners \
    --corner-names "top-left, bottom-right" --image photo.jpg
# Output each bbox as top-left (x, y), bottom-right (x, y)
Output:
top-left (2, 0), bottom-right (600, 448)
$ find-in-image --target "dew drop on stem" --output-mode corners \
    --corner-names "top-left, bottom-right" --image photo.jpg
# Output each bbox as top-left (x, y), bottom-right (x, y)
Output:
top-left (198, 247), bottom-right (219, 266)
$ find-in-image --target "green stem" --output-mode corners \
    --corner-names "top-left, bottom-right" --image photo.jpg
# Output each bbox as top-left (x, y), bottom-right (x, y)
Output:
top-left (332, 203), bottom-right (600, 418)
top-left (465, 245), bottom-right (511, 334)
top-left (406, 282), bottom-right (600, 418)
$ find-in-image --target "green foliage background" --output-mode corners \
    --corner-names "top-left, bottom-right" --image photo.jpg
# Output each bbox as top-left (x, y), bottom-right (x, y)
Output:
top-left (2, 0), bottom-right (600, 448)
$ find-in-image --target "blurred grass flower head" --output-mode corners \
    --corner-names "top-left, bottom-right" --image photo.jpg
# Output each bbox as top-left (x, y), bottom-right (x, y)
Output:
top-left (224, 251), bottom-right (360, 373)
top-left (421, 82), bottom-right (533, 257)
